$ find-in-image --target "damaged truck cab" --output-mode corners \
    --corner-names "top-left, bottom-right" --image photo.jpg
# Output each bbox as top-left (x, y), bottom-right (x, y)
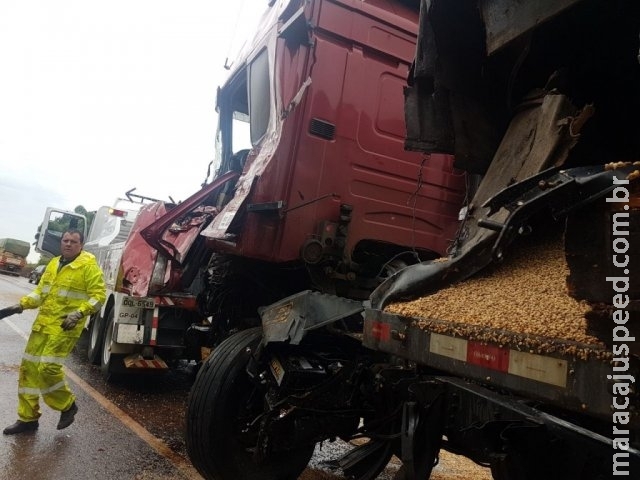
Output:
top-left (194, 0), bottom-right (466, 337)
top-left (186, 1), bottom-right (640, 479)
top-left (38, 0), bottom-right (466, 380)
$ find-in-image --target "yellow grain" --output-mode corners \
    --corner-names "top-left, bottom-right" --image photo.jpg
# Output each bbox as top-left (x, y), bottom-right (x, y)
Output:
top-left (385, 237), bottom-right (608, 359)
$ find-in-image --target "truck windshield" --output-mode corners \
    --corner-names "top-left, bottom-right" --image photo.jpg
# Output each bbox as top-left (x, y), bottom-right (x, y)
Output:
top-left (216, 47), bottom-right (270, 175)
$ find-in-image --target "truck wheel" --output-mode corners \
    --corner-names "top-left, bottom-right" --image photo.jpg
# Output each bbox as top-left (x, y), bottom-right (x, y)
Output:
top-left (100, 309), bottom-right (126, 381)
top-left (87, 313), bottom-right (104, 365)
top-left (186, 328), bottom-right (314, 480)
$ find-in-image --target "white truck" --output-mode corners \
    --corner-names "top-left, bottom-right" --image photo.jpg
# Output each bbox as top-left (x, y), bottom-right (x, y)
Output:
top-left (37, 190), bottom-right (206, 380)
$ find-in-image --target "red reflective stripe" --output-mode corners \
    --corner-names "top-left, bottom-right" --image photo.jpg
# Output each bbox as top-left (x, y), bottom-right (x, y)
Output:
top-left (154, 296), bottom-right (174, 306)
top-left (130, 359), bottom-right (166, 369)
top-left (150, 307), bottom-right (159, 346)
top-left (466, 341), bottom-right (510, 372)
top-left (370, 321), bottom-right (390, 341)
top-left (154, 295), bottom-right (197, 309)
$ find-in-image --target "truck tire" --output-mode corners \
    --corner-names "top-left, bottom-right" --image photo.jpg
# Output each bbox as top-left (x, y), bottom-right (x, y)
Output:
top-left (100, 308), bottom-right (126, 382)
top-left (87, 312), bottom-right (104, 365)
top-left (186, 328), bottom-right (314, 480)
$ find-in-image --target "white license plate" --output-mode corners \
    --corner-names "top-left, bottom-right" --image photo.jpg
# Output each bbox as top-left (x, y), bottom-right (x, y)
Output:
top-left (122, 295), bottom-right (155, 309)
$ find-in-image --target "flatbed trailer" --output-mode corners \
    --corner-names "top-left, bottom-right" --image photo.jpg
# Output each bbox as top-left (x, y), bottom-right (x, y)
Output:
top-left (361, 307), bottom-right (640, 478)
top-left (364, 308), bottom-right (635, 427)
top-left (185, 162), bottom-right (640, 479)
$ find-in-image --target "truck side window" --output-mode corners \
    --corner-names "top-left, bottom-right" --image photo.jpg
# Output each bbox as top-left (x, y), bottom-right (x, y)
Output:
top-left (248, 48), bottom-right (270, 145)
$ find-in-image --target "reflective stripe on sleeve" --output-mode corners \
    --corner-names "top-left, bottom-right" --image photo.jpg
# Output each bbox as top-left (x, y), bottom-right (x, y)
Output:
top-left (27, 292), bottom-right (42, 301)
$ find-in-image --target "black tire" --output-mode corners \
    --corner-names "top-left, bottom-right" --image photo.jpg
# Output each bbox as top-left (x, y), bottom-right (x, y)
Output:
top-left (100, 308), bottom-right (126, 382)
top-left (87, 313), bottom-right (104, 365)
top-left (186, 328), bottom-right (315, 480)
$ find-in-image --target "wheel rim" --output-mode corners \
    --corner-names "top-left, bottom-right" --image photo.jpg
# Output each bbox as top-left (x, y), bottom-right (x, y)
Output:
top-left (102, 314), bottom-right (113, 366)
top-left (90, 316), bottom-right (100, 352)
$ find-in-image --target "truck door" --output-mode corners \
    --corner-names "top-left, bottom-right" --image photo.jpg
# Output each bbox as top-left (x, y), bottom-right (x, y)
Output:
top-left (37, 208), bottom-right (87, 257)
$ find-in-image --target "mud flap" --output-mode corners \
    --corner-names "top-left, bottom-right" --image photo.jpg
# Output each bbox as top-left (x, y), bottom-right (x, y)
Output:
top-left (123, 354), bottom-right (169, 370)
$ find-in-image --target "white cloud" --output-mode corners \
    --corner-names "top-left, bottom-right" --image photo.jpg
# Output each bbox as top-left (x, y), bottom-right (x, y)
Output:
top-left (0, 0), bottom-right (264, 263)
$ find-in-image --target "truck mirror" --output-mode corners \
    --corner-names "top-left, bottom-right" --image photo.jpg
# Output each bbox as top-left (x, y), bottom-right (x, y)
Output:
top-left (36, 209), bottom-right (87, 257)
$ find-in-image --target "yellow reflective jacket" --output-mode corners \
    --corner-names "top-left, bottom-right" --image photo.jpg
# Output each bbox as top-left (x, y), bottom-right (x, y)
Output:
top-left (19, 251), bottom-right (107, 337)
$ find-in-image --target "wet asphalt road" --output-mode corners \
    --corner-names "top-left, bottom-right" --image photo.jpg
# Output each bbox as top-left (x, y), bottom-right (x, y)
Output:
top-left (0, 274), bottom-right (361, 480)
top-left (0, 273), bottom-right (489, 480)
top-left (0, 274), bottom-right (197, 480)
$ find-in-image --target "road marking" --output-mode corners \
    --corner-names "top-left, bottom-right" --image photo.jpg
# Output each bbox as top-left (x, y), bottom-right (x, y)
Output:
top-left (4, 318), bottom-right (200, 480)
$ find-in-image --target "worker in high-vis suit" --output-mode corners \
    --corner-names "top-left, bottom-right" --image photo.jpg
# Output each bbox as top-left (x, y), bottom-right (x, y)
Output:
top-left (0, 229), bottom-right (106, 435)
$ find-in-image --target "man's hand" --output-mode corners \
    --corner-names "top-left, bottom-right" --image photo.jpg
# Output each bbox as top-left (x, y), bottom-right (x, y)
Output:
top-left (61, 311), bottom-right (83, 330)
top-left (0, 304), bottom-right (23, 320)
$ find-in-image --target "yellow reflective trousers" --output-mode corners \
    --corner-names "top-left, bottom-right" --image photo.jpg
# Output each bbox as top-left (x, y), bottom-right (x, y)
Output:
top-left (18, 331), bottom-right (77, 422)
top-left (16, 250), bottom-right (106, 421)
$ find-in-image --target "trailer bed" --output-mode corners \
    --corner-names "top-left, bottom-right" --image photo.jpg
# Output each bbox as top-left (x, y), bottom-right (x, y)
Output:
top-left (363, 308), bottom-right (639, 428)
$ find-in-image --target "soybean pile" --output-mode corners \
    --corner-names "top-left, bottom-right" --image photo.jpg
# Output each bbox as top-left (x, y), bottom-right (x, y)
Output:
top-left (385, 235), bottom-right (609, 360)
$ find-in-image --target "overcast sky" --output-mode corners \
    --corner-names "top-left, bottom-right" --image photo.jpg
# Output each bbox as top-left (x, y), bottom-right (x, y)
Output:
top-left (0, 1), bottom-right (264, 262)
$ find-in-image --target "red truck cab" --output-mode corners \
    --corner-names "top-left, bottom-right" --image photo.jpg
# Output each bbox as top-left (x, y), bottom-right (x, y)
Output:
top-left (200, 0), bottom-right (466, 298)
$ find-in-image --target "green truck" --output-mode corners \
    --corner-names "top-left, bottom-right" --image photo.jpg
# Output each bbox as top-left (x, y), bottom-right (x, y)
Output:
top-left (0, 238), bottom-right (30, 276)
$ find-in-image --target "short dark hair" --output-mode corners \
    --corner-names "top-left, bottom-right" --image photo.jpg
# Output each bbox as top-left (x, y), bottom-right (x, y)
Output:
top-left (63, 229), bottom-right (85, 243)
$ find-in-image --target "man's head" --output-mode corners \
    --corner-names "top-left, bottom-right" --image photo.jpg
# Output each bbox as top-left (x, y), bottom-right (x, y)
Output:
top-left (61, 229), bottom-right (84, 260)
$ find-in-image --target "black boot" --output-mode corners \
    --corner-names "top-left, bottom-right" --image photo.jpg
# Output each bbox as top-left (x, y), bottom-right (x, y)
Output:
top-left (57, 401), bottom-right (78, 430)
top-left (3, 420), bottom-right (39, 435)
